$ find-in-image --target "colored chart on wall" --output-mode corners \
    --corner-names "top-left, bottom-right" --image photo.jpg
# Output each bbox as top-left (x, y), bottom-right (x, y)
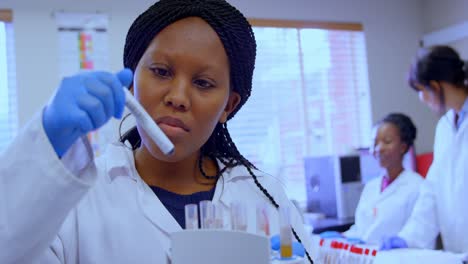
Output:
top-left (55, 12), bottom-right (112, 156)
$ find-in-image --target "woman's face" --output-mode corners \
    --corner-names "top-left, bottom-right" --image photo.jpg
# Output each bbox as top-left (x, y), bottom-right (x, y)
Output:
top-left (414, 83), bottom-right (442, 113)
top-left (132, 17), bottom-right (240, 161)
top-left (371, 122), bottom-right (407, 170)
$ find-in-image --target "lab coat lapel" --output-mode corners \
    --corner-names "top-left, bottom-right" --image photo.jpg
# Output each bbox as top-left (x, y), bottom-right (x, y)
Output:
top-left (137, 180), bottom-right (182, 257)
top-left (213, 163), bottom-right (264, 209)
top-left (377, 172), bottom-right (405, 203)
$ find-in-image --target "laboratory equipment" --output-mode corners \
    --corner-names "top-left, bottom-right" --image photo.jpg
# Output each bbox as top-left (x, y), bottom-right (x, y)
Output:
top-left (123, 88), bottom-right (174, 155)
top-left (279, 206), bottom-right (293, 259)
top-left (184, 204), bottom-right (198, 230)
top-left (230, 201), bottom-right (247, 231)
top-left (199, 200), bottom-right (215, 229)
top-left (305, 154), bottom-right (365, 218)
top-left (305, 149), bottom-right (416, 218)
top-left (256, 202), bottom-right (270, 236)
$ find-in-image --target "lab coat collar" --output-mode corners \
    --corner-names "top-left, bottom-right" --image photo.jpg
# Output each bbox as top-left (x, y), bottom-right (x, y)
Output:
top-left (377, 170), bottom-right (412, 202)
top-left (212, 161), bottom-right (267, 208)
top-left (103, 143), bottom-right (265, 182)
top-left (457, 97), bottom-right (468, 131)
top-left (443, 108), bottom-right (468, 133)
top-left (102, 143), bottom-right (265, 207)
top-left (216, 160), bottom-right (266, 183)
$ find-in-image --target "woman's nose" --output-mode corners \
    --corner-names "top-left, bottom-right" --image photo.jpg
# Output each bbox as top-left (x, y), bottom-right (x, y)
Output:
top-left (163, 79), bottom-right (191, 111)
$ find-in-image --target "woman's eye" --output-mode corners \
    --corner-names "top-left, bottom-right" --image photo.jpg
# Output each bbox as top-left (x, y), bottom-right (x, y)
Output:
top-left (151, 67), bottom-right (171, 78)
top-left (194, 79), bottom-right (214, 89)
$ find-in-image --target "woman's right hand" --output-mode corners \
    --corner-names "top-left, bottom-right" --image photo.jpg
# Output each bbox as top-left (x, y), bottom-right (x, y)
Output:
top-left (42, 69), bottom-right (133, 157)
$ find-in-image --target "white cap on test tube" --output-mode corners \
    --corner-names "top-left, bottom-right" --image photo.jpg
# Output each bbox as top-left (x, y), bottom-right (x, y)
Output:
top-left (279, 206), bottom-right (293, 258)
top-left (199, 200), bottom-right (215, 229)
top-left (230, 201), bottom-right (247, 232)
top-left (184, 204), bottom-right (199, 230)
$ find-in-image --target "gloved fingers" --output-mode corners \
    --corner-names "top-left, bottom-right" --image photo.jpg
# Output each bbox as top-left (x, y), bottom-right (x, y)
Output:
top-left (72, 109), bottom-right (94, 134)
top-left (84, 76), bottom-right (115, 120)
top-left (292, 242), bottom-right (305, 257)
top-left (76, 95), bottom-right (108, 130)
top-left (116, 68), bottom-right (133, 87)
top-left (95, 70), bottom-right (130, 119)
top-left (380, 241), bottom-right (390, 250)
top-left (114, 69), bottom-right (133, 118)
top-left (270, 235), bottom-right (280, 250)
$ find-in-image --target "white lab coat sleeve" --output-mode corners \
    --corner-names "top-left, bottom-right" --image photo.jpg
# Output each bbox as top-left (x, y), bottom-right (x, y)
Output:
top-left (398, 167), bottom-right (439, 248)
top-left (33, 237), bottom-right (66, 264)
top-left (343, 182), bottom-right (371, 238)
top-left (0, 111), bottom-right (98, 263)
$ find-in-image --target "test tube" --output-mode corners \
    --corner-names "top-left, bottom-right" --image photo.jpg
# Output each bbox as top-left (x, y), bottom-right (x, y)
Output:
top-left (123, 88), bottom-right (174, 155)
top-left (199, 200), bottom-right (215, 229)
top-left (213, 204), bottom-right (225, 229)
top-left (256, 202), bottom-right (270, 236)
top-left (230, 201), bottom-right (247, 231)
top-left (184, 204), bottom-right (199, 230)
top-left (279, 206), bottom-right (293, 259)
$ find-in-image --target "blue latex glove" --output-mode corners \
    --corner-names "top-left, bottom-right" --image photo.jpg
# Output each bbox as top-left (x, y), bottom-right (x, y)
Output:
top-left (346, 237), bottom-right (366, 244)
top-left (43, 69), bottom-right (133, 157)
top-left (319, 231), bottom-right (344, 239)
top-left (380, 236), bottom-right (408, 250)
top-left (270, 235), bottom-right (305, 258)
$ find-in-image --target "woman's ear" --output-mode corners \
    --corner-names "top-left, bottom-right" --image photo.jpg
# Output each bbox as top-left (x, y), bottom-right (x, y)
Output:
top-left (400, 143), bottom-right (409, 155)
top-left (219, 92), bottom-right (241, 123)
top-left (429, 80), bottom-right (441, 93)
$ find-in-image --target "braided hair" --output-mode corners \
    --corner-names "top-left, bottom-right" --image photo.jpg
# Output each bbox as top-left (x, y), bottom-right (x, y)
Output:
top-left (119, 0), bottom-right (313, 262)
top-left (380, 113), bottom-right (417, 154)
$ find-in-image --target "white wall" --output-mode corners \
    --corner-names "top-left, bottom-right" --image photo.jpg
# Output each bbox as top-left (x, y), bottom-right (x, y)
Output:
top-left (423, 0), bottom-right (468, 58)
top-left (1, 0), bottom-right (438, 153)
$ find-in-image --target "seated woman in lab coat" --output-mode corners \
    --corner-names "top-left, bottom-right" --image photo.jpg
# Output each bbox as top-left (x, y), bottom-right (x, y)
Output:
top-left (322, 113), bottom-right (423, 245)
top-left (0, 1), bottom-right (311, 263)
top-left (381, 46), bottom-right (468, 253)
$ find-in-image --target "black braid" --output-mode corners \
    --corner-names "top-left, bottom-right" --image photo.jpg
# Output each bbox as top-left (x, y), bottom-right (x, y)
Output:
top-left (245, 166), bottom-right (314, 263)
top-left (119, 1), bottom-right (313, 262)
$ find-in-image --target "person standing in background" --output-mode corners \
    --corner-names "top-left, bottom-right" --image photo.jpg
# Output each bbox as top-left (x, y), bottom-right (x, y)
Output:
top-left (381, 45), bottom-right (468, 253)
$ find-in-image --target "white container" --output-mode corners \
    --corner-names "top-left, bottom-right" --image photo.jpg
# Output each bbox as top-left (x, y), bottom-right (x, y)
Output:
top-left (171, 230), bottom-right (270, 264)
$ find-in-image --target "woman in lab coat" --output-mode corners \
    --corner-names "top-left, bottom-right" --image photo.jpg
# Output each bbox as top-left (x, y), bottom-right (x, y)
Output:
top-left (382, 45), bottom-right (468, 252)
top-left (0, 1), bottom-right (312, 263)
top-left (324, 113), bottom-right (424, 245)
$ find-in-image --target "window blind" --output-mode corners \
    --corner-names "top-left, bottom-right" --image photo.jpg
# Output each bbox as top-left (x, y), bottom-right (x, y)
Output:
top-left (228, 24), bottom-right (372, 205)
top-left (0, 20), bottom-right (18, 151)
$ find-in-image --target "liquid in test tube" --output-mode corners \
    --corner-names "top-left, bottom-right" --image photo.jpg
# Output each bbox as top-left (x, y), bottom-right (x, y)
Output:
top-left (230, 201), bottom-right (247, 231)
top-left (184, 204), bottom-right (199, 230)
top-left (199, 200), bottom-right (215, 229)
top-left (256, 202), bottom-right (270, 236)
top-left (279, 206), bottom-right (293, 258)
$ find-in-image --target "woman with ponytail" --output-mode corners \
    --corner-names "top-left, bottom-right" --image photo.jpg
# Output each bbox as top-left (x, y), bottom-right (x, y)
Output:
top-left (381, 45), bottom-right (468, 253)
top-left (0, 0), bottom-right (313, 263)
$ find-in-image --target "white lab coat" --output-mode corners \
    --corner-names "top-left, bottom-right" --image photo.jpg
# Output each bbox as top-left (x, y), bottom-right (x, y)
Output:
top-left (399, 110), bottom-right (468, 253)
top-left (344, 170), bottom-right (423, 245)
top-left (0, 113), bottom-right (311, 264)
